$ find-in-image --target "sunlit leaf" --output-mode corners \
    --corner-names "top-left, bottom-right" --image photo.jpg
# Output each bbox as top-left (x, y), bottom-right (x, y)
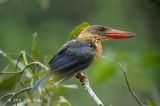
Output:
top-left (0, 50), bottom-right (7, 57)
top-left (68, 22), bottom-right (89, 41)
top-left (24, 71), bottom-right (46, 85)
top-left (12, 60), bottom-right (33, 78)
top-left (37, 70), bottom-right (47, 77)
top-left (41, 83), bottom-right (77, 96)
top-left (147, 100), bottom-right (157, 106)
top-left (23, 77), bottom-right (32, 85)
top-left (32, 32), bottom-right (38, 61)
top-left (51, 84), bottom-right (78, 96)
top-left (0, 50), bottom-right (14, 64)
top-left (12, 60), bottom-right (25, 70)
top-left (0, 74), bottom-right (19, 91)
top-left (51, 96), bottom-right (71, 106)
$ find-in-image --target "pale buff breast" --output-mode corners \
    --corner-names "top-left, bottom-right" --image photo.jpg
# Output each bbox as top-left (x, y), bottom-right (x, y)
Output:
top-left (92, 41), bottom-right (102, 63)
top-left (78, 33), bottom-right (103, 62)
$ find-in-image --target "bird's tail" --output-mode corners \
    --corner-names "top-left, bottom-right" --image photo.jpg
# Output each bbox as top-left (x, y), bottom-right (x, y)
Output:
top-left (31, 73), bottom-right (50, 91)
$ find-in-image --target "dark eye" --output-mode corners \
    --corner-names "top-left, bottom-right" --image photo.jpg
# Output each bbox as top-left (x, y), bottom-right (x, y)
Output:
top-left (99, 27), bottom-right (106, 32)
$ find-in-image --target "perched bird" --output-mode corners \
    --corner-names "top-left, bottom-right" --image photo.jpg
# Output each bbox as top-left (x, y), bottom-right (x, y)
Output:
top-left (31, 25), bottom-right (134, 90)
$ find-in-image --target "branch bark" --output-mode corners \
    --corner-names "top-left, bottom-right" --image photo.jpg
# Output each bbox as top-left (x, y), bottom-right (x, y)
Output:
top-left (81, 78), bottom-right (104, 106)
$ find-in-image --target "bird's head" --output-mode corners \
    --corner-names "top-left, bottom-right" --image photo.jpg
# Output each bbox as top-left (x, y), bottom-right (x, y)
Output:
top-left (78, 25), bottom-right (134, 42)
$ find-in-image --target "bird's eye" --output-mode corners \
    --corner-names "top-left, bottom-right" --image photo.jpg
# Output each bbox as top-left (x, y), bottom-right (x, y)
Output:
top-left (99, 27), bottom-right (106, 32)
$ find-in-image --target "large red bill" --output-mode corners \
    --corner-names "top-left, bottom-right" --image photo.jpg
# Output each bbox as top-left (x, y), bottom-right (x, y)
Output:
top-left (103, 28), bottom-right (134, 39)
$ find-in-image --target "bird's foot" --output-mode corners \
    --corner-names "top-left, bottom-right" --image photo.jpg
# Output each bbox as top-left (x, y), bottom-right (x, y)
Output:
top-left (75, 72), bottom-right (88, 82)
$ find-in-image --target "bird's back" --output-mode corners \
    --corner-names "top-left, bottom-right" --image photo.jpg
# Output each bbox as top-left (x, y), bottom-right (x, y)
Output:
top-left (48, 38), bottom-right (98, 82)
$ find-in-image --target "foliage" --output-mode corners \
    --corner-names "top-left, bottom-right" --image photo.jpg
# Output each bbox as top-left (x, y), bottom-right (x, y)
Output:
top-left (1, 0), bottom-right (160, 104)
top-left (0, 23), bottom-right (91, 105)
top-left (147, 100), bottom-right (157, 106)
top-left (68, 22), bottom-right (89, 41)
top-left (0, 74), bottom-right (19, 91)
top-left (0, 21), bottom-right (160, 106)
top-left (32, 32), bottom-right (39, 61)
top-left (0, 32), bottom-right (79, 105)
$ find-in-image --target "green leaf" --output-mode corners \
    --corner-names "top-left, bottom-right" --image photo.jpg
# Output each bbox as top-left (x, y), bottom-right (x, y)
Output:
top-left (0, 50), bottom-right (14, 64)
top-left (0, 50), bottom-right (7, 57)
top-left (23, 68), bottom-right (46, 85)
top-left (44, 55), bottom-right (53, 66)
top-left (12, 60), bottom-right (33, 78)
top-left (0, 74), bottom-right (19, 91)
top-left (147, 100), bottom-right (157, 106)
top-left (23, 77), bottom-right (32, 84)
top-left (2, 64), bottom-right (10, 72)
top-left (32, 32), bottom-right (38, 60)
top-left (141, 52), bottom-right (160, 67)
top-left (51, 84), bottom-right (78, 96)
top-left (68, 22), bottom-right (89, 41)
top-left (51, 96), bottom-right (71, 106)
top-left (0, 64), bottom-right (10, 76)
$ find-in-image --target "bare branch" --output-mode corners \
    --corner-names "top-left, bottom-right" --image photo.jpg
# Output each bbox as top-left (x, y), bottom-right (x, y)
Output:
top-left (18, 61), bottom-right (49, 82)
top-left (76, 72), bottom-right (104, 106)
top-left (82, 78), bottom-right (104, 106)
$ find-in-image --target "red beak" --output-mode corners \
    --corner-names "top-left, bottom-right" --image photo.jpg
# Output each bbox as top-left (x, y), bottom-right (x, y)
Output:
top-left (104, 28), bottom-right (134, 39)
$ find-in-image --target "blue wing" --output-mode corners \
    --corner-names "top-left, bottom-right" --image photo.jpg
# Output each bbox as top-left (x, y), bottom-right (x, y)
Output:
top-left (48, 39), bottom-right (96, 82)
top-left (31, 39), bottom-right (97, 90)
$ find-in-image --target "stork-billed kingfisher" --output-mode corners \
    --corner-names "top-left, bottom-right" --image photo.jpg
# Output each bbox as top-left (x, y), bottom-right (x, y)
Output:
top-left (31, 25), bottom-right (134, 90)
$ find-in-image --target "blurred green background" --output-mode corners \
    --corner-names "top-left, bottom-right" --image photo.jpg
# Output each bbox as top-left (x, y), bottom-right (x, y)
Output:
top-left (0, 0), bottom-right (160, 106)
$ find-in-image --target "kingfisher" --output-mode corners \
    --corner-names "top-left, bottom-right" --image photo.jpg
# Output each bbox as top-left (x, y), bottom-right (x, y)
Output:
top-left (31, 25), bottom-right (134, 90)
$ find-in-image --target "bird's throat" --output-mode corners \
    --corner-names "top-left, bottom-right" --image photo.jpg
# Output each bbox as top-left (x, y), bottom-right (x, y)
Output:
top-left (78, 33), bottom-right (103, 61)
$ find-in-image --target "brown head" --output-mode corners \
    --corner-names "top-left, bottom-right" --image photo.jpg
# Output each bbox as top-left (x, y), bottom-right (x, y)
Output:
top-left (78, 25), bottom-right (134, 42)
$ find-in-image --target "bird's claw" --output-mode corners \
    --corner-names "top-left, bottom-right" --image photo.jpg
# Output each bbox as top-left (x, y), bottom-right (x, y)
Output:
top-left (75, 72), bottom-right (88, 82)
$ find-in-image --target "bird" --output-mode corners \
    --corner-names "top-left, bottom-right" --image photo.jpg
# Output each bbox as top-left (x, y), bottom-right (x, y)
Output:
top-left (31, 25), bottom-right (134, 90)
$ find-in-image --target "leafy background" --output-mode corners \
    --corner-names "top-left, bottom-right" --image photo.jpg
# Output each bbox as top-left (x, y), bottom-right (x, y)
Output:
top-left (0, 0), bottom-right (160, 106)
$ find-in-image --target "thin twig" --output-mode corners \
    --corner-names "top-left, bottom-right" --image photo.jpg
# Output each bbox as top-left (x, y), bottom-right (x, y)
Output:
top-left (18, 61), bottom-right (49, 82)
top-left (123, 72), bottom-right (144, 106)
top-left (15, 50), bottom-right (34, 72)
top-left (19, 51), bottom-right (39, 80)
top-left (0, 60), bottom-right (49, 104)
top-left (15, 52), bottom-right (23, 72)
top-left (26, 53), bottom-right (35, 61)
top-left (81, 78), bottom-right (104, 106)
top-left (0, 93), bottom-right (14, 100)
top-left (0, 71), bottom-right (21, 74)
top-left (5, 52), bottom-right (19, 56)
top-left (22, 51), bottom-right (29, 65)
top-left (0, 50), bottom-right (15, 66)
top-left (3, 87), bottom-right (32, 105)
top-left (102, 56), bottom-right (145, 106)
